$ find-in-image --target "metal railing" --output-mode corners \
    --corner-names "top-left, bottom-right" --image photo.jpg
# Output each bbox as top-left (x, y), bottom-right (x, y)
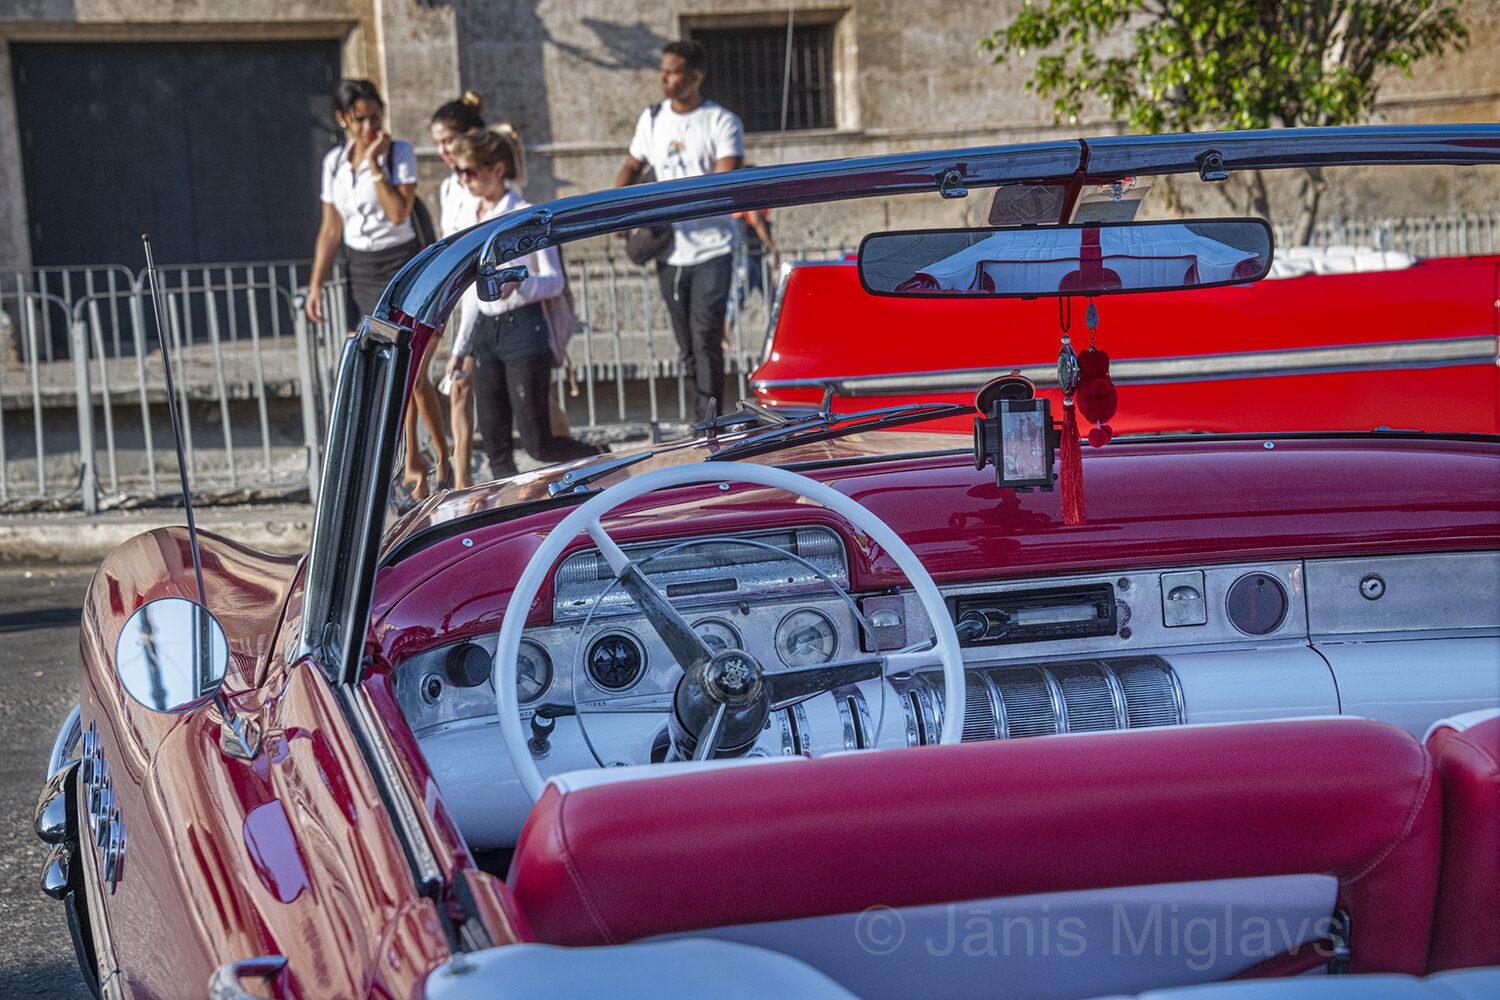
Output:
top-left (1, 262), bottom-right (323, 512)
top-left (0, 247), bottom-right (823, 512)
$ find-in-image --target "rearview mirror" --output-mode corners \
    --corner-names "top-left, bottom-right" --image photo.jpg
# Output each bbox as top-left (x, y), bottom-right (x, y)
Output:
top-left (858, 218), bottom-right (1273, 298)
top-left (116, 597), bottom-right (229, 713)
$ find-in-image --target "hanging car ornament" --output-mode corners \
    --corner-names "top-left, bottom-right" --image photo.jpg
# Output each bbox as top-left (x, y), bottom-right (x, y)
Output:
top-left (1075, 302), bottom-right (1119, 448)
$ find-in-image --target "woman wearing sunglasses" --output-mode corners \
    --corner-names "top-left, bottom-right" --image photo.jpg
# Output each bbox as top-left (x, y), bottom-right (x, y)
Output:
top-left (443, 126), bottom-right (602, 479)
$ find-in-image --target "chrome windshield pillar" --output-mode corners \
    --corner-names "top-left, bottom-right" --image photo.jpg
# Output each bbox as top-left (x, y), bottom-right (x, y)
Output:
top-left (296, 319), bottom-right (411, 684)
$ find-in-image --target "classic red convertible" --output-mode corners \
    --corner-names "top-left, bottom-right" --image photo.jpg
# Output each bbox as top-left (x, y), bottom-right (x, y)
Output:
top-left (34, 127), bottom-right (1500, 1000)
top-left (753, 248), bottom-right (1500, 436)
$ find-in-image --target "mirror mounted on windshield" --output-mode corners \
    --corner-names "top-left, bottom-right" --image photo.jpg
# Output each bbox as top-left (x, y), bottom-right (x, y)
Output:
top-left (858, 218), bottom-right (1274, 298)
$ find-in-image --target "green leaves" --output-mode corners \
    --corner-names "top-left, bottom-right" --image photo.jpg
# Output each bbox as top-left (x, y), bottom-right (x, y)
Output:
top-left (980, 0), bottom-right (1469, 133)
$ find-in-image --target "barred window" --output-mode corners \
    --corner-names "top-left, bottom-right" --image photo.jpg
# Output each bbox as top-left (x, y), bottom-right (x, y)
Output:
top-left (695, 24), bottom-right (836, 132)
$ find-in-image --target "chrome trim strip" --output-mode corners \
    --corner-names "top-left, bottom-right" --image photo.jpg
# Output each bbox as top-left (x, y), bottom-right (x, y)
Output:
top-left (983, 671), bottom-right (1008, 741)
top-left (346, 686), bottom-right (444, 893)
top-left (753, 335), bottom-right (1500, 398)
top-left (1041, 666), bottom-right (1069, 733)
top-left (1100, 661), bottom-right (1130, 730)
top-left (74, 762), bottom-right (122, 998)
top-left (47, 705), bottom-right (82, 778)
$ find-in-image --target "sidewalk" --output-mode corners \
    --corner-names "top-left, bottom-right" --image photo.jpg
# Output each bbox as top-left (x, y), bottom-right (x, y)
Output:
top-left (0, 502), bottom-right (316, 566)
top-left (0, 416), bottom-right (692, 566)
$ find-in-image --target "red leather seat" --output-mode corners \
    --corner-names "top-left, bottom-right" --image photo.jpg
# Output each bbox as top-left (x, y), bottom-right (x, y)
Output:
top-left (1426, 710), bottom-right (1500, 971)
top-left (509, 719), bottom-right (1440, 977)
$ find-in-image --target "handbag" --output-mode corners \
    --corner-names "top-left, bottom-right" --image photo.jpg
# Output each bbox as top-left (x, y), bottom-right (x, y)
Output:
top-left (624, 106), bottom-right (673, 266)
top-left (626, 221), bottom-right (673, 266)
top-left (541, 251), bottom-right (578, 367)
top-left (410, 195), bottom-right (438, 248)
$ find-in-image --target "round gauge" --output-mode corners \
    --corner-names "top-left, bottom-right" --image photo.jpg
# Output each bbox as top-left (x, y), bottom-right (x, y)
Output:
top-left (693, 618), bottom-right (742, 653)
top-left (586, 632), bottom-right (646, 690)
top-left (515, 639), bottom-right (553, 704)
top-left (776, 608), bottom-right (838, 667)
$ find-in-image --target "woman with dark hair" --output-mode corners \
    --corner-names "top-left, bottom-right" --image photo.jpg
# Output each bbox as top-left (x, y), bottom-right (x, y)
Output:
top-left (443, 126), bottom-right (602, 479)
top-left (430, 93), bottom-right (485, 488)
top-left (306, 78), bottom-right (450, 497)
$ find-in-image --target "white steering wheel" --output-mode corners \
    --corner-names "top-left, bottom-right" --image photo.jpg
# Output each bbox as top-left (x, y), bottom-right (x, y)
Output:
top-left (495, 462), bottom-right (966, 802)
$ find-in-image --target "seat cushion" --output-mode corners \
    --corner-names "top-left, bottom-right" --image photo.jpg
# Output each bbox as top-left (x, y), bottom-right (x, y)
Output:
top-left (509, 719), bottom-right (1440, 974)
top-left (1426, 712), bottom-right (1500, 970)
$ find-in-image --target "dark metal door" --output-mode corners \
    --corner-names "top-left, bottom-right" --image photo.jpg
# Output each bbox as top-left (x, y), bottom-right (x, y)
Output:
top-left (12, 40), bottom-right (340, 268)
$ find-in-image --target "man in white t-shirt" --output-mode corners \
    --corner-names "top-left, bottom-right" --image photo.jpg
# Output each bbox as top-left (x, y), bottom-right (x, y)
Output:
top-left (615, 39), bottom-right (744, 418)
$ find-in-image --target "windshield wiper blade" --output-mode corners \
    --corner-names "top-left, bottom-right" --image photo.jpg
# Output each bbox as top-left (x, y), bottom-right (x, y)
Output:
top-left (705, 402), bottom-right (974, 462)
top-left (547, 450), bottom-right (656, 496)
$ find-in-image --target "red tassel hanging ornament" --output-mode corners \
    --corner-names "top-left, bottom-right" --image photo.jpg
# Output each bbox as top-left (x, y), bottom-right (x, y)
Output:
top-left (1074, 302), bottom-right (1118, 447)
top-left (1057, 333), bottom-right (1085, 525)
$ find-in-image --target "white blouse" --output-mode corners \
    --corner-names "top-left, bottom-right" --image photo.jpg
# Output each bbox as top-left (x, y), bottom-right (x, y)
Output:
top-left (450, 186), bottom-right (564, 358)
top-left (319, 140), bottom-right (419, 252)
top-left (439, 172), bottom-right (480, 238)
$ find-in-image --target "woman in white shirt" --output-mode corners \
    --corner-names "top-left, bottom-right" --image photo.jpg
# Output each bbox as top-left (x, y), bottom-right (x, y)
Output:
top-left (442, 126), bottom-right (602, 479)
top-left (305, 78), bottom-right (450, 498)
top-left (429, 93), bottom-right (485, 488)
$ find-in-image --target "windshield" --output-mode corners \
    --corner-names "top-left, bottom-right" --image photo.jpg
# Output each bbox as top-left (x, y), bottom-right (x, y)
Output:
top-left (749, 159), bottom-right (1500, 442)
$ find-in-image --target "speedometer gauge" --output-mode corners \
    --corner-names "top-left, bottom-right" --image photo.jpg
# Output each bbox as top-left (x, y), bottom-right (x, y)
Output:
top-left (515, 639), bottom-right (553, 704)
top-left (693, 618), bottom-right (742, 653)
top-left (776, 608), bottom-right (837, 667)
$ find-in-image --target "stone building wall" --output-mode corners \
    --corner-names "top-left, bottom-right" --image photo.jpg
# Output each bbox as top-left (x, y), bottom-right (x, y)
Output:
top-left (2, 0), bottom-right (1498, 273)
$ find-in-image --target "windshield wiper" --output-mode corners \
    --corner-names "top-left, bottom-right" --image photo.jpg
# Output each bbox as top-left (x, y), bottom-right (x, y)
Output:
top-left (704, 402), bottom-right (975, 462)
top-left (547, 450), bottom-right (656, 496)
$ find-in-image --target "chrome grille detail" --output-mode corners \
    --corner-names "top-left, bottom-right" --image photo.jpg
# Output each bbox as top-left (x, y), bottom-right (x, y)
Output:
top-left (1053, 663), bottom-right (1121, 732)
top-left (913, 657), bottom-right (1183, 745)
top-left (1116, 658), bottom-right (1186, 728)
top-left (553, 526), bottom-right (848, 621)
top-left (996, 669), bottom-right (1057, 739)
top-left (961, 674), bottom-right (998, 742)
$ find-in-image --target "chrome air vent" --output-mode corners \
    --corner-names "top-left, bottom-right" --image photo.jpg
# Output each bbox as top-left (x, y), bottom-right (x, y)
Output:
top-left (553, 526), bottom-right (848, 621)
top-left (907, 657), bottom-right (1182, 745)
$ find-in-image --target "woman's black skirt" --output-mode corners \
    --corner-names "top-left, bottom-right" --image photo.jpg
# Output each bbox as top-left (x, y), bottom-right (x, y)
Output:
top-left (343, 239), bottom-right (422, 323)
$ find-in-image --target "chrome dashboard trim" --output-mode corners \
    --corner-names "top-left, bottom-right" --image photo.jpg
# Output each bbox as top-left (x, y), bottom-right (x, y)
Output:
top-left (1101, 663), bottom-right (1129, 730)
top-left (553, 527), bottom-right (849, 622)
top-left (1306, 551), bottom-right (1500, 637)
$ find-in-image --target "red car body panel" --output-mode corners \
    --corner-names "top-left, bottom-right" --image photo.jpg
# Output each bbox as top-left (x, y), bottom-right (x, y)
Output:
top-left (752, 258), bottom-right (1500, 435)
top-left (75, 530), bottom-right (463, 999)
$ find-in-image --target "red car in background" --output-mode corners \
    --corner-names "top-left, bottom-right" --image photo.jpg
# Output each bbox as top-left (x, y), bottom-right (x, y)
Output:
top-left (752, 253), bottom-right (1500, 435)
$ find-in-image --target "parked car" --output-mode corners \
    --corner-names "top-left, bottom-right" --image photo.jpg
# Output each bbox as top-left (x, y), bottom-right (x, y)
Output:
top-left (752, 247), bottom-right (1500, 436)
top-left (35, 126), bottom-right (1500, 1000)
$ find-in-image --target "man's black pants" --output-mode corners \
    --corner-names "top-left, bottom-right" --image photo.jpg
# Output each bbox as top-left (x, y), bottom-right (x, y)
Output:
top-left (658, 253), bottom-right (733, 417)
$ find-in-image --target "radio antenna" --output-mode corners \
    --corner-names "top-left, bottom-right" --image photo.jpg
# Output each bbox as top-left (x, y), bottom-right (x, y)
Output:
top-left (141, 235), bottom-right (206, 606)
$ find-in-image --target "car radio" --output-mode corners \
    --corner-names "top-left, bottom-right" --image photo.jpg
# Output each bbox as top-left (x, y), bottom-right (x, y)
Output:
top-left (949, 583), bottom-right (1118, 645)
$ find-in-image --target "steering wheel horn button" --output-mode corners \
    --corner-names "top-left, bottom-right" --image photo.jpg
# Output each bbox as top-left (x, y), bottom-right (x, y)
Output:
top-left (703, 650), bottom-right (765, 705)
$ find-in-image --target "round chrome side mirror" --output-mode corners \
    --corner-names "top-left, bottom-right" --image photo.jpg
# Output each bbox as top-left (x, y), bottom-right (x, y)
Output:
top-left (116, 597), bottom-right (229, 713)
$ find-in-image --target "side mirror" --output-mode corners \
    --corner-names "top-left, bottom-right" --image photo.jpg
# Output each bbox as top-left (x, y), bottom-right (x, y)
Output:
top-left (116, 597), bottom-right (229, 713)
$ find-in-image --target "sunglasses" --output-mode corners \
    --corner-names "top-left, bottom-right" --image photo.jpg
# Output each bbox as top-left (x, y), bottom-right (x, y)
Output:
top-left (456, 165), bottom-right (487, 180)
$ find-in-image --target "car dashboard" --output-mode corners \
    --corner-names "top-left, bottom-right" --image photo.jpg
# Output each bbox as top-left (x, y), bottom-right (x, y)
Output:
top-left (390, 517), bottom-right (1500, 848)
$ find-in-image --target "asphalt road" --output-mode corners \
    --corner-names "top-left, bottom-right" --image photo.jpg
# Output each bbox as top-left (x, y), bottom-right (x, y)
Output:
top-left (0, 567), bottom-right (99, 1000)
